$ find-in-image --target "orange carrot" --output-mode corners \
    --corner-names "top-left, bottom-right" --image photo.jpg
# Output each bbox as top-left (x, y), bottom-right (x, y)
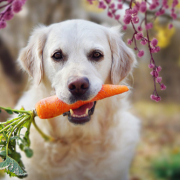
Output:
top-left (35, 84), bottom-right (129, 119)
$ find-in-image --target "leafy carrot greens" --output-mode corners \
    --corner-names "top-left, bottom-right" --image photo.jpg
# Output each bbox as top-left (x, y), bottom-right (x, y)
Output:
top-left (0, 107), bottom-right (34, 178)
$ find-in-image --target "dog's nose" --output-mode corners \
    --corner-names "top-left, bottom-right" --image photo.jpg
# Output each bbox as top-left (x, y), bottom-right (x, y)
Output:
top-left (68, 77), bottom-right (89, 96)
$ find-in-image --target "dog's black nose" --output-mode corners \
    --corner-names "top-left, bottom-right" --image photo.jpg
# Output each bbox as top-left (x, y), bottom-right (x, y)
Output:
top-left (68, 77), bottom-right (89, 96)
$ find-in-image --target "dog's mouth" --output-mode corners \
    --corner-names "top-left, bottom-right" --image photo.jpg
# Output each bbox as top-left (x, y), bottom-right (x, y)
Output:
top-left (63, 102), bottom-right (96, 125)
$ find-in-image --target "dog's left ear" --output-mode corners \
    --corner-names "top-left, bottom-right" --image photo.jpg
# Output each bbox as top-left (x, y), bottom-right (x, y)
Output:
top-left (18, 25), bottom-right (47, 85)
top-left (108, 27), bottom-right (136, 84)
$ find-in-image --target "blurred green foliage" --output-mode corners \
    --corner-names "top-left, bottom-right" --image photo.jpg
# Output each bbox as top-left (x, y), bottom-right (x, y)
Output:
top-left (152, 152), bottom-right (180, 180)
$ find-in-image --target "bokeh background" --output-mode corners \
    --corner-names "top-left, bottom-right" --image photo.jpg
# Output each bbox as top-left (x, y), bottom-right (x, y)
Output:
top-left (0, 0), bottom-right (180, 179)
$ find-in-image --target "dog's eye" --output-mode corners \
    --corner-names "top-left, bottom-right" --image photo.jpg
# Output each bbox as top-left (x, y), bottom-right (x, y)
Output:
top-left (90, 51), bottom-right (103, 61)
top-left (52, 52), bottom-right (63, 61)
top-left (93, 52), bottom-right (102, 58)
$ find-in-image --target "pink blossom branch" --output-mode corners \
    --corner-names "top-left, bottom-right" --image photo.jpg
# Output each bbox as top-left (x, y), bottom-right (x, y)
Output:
top-left (0, 0), bottom-right (27, 29)
top-left (86, 0), bottom-right (180, 102)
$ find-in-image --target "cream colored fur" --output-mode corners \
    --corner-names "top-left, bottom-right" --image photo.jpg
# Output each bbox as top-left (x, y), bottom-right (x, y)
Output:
top-left (4, 20), bottom-right (140, 180)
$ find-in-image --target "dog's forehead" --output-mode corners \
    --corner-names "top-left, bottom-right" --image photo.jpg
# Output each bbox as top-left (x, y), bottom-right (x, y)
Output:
top-left (47, 20), bottom-right (109, 51)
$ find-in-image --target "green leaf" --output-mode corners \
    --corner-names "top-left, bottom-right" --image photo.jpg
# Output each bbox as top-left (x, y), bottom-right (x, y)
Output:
top-left (0, 158), bottom-right (9, 169)
top-left (18, 113), bottom-right (24, 117)
top-left (10, 136), bottom-right (21, 141)
top-left (3, 131), bottom-right (8, 141)
top-left (9, 139), bottom-right (16, 147)
top-left (5, 109), bottom-right (13, 115)
top-left (24, 148), bottom-right (33, 158)
top-left (0, 109), bottom-right (1, 113)
top-left (0, 124), bottom-right (4, 130)
top-left (10, 152), bottom-right (21, 163)
top-left (23, 120), bottom-right (31, 129)
top-left (0, 140), bottom-right (6, 146)
top-left (0, 156), bottom-right (27, 177)
top-left (19, 144), bottom-right (24, 151)
top-left (0, 150), bottom-right (6, 158)
top-left (14, 111), bottom-right (19, 114)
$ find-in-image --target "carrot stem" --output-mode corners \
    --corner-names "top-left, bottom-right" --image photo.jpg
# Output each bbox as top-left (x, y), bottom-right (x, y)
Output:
top-left (31, 115), bottom-right (55, 142)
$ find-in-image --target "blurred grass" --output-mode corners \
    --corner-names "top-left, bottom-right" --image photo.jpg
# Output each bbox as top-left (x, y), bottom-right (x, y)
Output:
top-left (130, 101), bottom-right (180, 180)
top-left (133, 101), bottom-right (180, 118)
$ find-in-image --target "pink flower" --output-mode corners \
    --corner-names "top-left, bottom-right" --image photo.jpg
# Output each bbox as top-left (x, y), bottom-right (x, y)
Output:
top-left (151, 47), bottom-right (160, 53)
top-left (151, 48), bottom-right (156, 53)
top-left (110, 3), bottom-right (115, 9)
top-left (145, 23), bottom-right (153, 30)
top-left (155, 96), bottom-right (161, 102)
top-left (107, 11), bottom-right (113, 18)
top-left (160, 84), bottom-right (166, 90)
top-left (169, 23), bottom-right (173, 29)
top-left (117, 3), bottom-right (123, 9)
top-left (137, 50), bottom-right (144, 57)
top-left (155, 11), bottom-right (161, 16)
top-left (150, 70), bottom-right (159, 78)
top-left (156, 77), bottom-right (162, 83)
top-left (150, 95), bottom-right (161, 102)
top-left (171, 8), bottom-right (175, 13)
top-left (141, 40), bottom-right (147, 45)
top-left (135, 32), bottom-right (143, 40)
top-left (98, 1), bottom-right (105, 9)
top-left (150, 70), bottom-right (154, 76)
top-left (149, 3), bottom-right (156, 10)
top-left (154, 0), bottom-right (160, 6)
top-left (150, 94), bottom-right (156, 100)
top-left (13, 0), bottom-right (23, 13)
top-left (127, 39), bottom-right (133, 45)
top-left (135, 2), bottom-right (140, 10)
top-left (156, 66), bottom-right (162, 72)
top-left (115, 15), bottom-right (120, 20)
top-left (123, 14), bottom-right (132, 24)
top-left (139, 2), bottom-right (147, 13)
top-left (0, 21), bottom-right (7, 29)
top-left (172, 0), bottom-right (178, 7)
top-left (151, 38), bottom-right (158, 47)
top-left (132, 16), bottom-right (139, 24)
top-left (137, 26), bottom-right (142, 31)
top-left (125, 9), bottom-right (133, 15)
top-left (21, 0), bottom-right (27, 5)
top-left (4, 9), bottom-right (14, 21)
top-left (171, 13), bottom-right (177, 20)
top-left (112, 9), bottom-right (116, 14)
top-left (162, 0), bottom-right (168, 7)
top-left (131, 7), bottom-right (138, 16)
top-left (159, 9), bottom-right (165, 15)
top-left (123, 25), bottom-right (127, 30)
top-left (105, 0), bottom-right (111, 4)
top-left (155, 46), bottom-right (160, 53)
top-left (148, 63), bottom-right (155, 69)
top-left (102, 5), bottom-right (107, 9)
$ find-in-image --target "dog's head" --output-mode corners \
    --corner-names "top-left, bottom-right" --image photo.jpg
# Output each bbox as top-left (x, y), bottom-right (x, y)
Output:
top-left (18, 20), bottom-right (136, 125)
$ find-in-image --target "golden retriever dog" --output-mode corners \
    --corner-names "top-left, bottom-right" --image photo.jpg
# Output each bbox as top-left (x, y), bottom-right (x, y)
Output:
top-left (4, 19), bottom-right (140, 180)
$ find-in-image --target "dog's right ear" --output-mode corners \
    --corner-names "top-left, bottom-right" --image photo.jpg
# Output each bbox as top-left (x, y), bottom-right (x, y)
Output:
top-left (18, 25), bottom-right (47, 85)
